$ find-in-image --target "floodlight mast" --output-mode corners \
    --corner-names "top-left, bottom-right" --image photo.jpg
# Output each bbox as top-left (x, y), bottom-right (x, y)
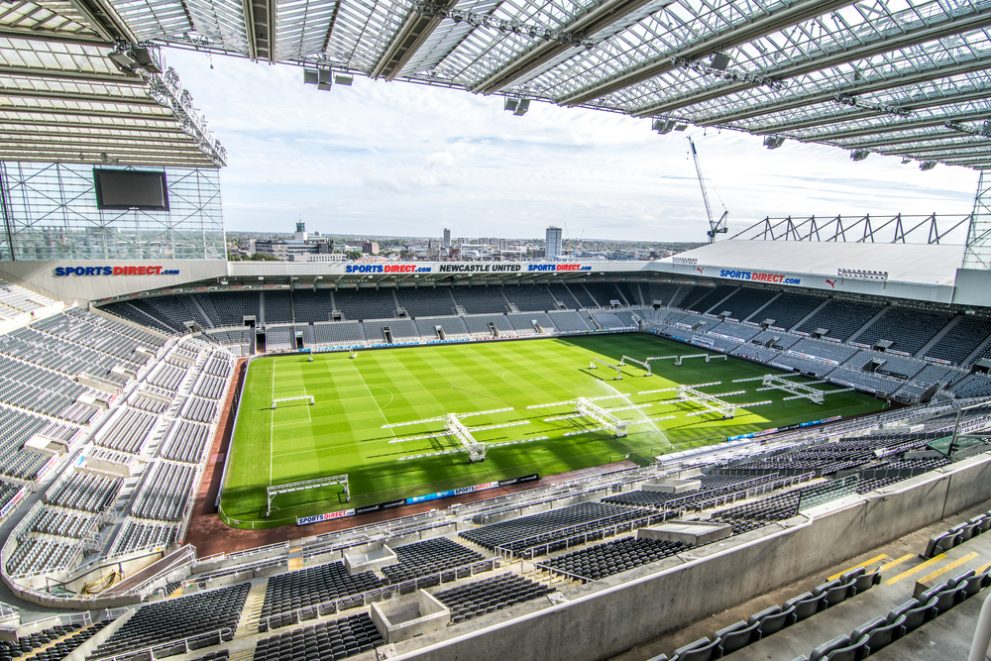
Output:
top-left (689, 137), bottom-right (728, 243)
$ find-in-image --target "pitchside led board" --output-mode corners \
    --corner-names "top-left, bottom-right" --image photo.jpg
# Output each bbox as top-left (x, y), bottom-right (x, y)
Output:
top-left (93, 168), bottom-right (170, 211)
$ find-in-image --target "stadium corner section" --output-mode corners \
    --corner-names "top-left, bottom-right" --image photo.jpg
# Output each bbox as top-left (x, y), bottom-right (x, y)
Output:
top-left (215, 334), bottom-right (889, 530)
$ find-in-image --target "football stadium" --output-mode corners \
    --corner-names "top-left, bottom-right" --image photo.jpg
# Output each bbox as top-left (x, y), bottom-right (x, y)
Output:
top-left (0, 1), bottom-right (990, 660)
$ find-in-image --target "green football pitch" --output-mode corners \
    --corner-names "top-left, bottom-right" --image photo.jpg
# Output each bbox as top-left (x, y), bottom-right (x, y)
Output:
top-left (220, 334), bottom-right (888, 528)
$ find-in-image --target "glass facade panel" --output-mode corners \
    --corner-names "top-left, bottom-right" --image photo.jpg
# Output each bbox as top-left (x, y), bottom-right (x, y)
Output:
top-left (0, 161), bottom-right (226, 261)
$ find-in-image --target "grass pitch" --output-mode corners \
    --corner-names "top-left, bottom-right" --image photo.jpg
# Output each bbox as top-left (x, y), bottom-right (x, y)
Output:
top-left (220, 334), bottom-right (888, 528)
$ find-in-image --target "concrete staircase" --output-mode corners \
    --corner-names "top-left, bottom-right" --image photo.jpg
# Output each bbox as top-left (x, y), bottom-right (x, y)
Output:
top-left (235, 581), bottom-right (268, 637)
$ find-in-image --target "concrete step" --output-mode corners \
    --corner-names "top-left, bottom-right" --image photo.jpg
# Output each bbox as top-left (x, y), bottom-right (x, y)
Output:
top-left (235, 580), bottom-right (268, 638)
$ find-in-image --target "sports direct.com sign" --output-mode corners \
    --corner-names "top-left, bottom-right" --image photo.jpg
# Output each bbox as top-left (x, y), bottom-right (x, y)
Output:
top-left (719, 269), bottom-right (801, 286)
top-left (54, 265), bottom-right (181, 277)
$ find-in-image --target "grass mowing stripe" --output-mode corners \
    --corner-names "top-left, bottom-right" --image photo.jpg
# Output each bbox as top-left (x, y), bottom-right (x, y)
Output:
top-left (220, 334), bottom-right (888, 528)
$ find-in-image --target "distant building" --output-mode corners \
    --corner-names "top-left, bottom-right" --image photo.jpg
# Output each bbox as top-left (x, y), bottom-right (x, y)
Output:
top-left (362, 241), bottom-right (380, 255)
top-left (443, 228), bottom-right (451, 250)
top-left (545, 226), bottom-right (563, 260)
top-left (255, 222), bottom-right (334, 261)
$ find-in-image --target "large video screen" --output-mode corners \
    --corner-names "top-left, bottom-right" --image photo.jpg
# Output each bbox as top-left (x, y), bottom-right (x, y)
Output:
top-left (93, 169), bottom-right (170, 210)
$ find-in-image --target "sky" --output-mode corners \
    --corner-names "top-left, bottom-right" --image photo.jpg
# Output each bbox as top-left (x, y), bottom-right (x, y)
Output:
top-left (163, 47), bottom-right (981, 243)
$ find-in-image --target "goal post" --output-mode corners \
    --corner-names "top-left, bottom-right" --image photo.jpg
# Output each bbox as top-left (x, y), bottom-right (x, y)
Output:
top-left (266, 474), bottom-right (349, 518)
top-left (272, 395), bottom-right (315, 409)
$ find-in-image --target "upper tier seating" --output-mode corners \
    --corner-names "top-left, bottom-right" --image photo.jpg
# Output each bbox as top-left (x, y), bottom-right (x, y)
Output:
top-left (715, 287), bottom-right (778, 320)
top-left (291, 290), bottom-right (334, 323)
top-left (333, 289), bottom-right (396, 321)
top-left (503, 285), bottom-right (557, 311)
top-left (755, 292), bottom-right (823, 330)
top-left (396, 288), bottom-right (457, 317)
top-left (854, 307), bottom-right (952, 354)
top-left (925, 314), bottom-right (991, 364)
top-left (795, 299), bottom-right (883, 341)
top-left (452, 287), bottom-right (509, 314)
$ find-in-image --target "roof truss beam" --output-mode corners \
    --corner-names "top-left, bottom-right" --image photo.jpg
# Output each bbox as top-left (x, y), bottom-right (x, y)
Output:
top-left (244, 0), bottom-right (277, 62)
top-left (635, 5), bottom-right (991, 117)
top-left (699, 56), bottom-right (991, 127)
top-left (753, 88), bottom-right (991, 136)
top-left (472, 0), bottom-right (657, 94)
top-left (790, 109), bottom-right (991, 142)
top-left (371, 0), bottom-right (459, 81)
top-left (560, 0), bottom-right (857, 107)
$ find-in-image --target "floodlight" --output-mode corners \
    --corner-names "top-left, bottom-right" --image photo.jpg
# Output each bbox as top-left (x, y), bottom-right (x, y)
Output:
top-left (710, 53), bottom-right (731, 71)
top-left (919, 161), bottom-right (937, 171)
top-left (652, 119), bottom-right (675, 134)
top-left (763, 136), bottom-right (785, 150)
top-left (108, 50), bottom-right (139, 72)
top-left (513, 98), bottom-right (530, 116)
top-left (334, 74), bottom-right (354, 86)
top-left (850, 149), bottom-right (870, 161)
top-left (504, 98), bottom-right (518, 112)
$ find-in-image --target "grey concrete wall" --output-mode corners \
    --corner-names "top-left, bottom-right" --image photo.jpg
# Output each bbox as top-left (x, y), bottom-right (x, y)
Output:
top-left (394, 454), bottom-right (991, 661)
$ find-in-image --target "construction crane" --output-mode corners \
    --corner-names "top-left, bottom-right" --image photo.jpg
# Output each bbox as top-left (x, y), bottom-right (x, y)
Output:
top-left (688, 137), bottom-right (729, 243)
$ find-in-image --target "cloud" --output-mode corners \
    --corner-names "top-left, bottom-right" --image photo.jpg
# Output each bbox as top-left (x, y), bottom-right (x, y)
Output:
top-left (165, 47), bottom-right (979, 242)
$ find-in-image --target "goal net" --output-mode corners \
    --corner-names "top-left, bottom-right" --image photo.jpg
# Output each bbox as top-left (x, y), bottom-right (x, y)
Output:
top-left (272, 395), bottom-right (315, 409)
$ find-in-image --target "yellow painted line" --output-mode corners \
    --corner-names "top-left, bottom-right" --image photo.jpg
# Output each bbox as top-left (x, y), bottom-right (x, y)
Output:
top-left (976, 559), bottom-right (991, 575)
top-left (917, 552), bottom-right (980, 585)
top-left (879, 554), bottom-right (915, 573)
top-left (829, 553), bottom-right (889, 581)
top-left (886, 553), bottom-right (947, 586)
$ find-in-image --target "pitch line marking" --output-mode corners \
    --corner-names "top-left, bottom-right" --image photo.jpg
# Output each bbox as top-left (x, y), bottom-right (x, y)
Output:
top-left (916, 552), bottom-right (979, 585)
top-left (269, 359), bottom-right (276, 486)
top-left (885, 553), bottom-right (948, 586)
top-left (828, 553), bottom-right (888, 581)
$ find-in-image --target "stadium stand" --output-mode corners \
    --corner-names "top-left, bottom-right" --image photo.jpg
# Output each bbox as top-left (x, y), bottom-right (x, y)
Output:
top-left (435, 573), bottom-right (553, 623)
top-left (382, 538), bottom-right (486, 584)
top-left (925, 314), bottom-right (991, 364)
top-left (396, 287), bottom-right (457, 317)
top-left (795, 299), bottom-right (883, 341)
top-left (333, 289), bottom-right (397, 321)
top-left (540, 537), bottom-right (690, 581)
top-left (91, 583), bottom-right (249, 659)
top-left (854, 307), bottom-right (952, 354)
top-left (252, 613), bottom-right (384, 661)
top-left (259, 562), bottom-right (383, 629)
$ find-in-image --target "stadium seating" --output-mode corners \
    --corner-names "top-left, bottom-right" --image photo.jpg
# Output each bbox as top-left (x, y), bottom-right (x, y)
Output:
top-left (925, 314), bottom-right (991, 364)
top-left (259, 561), bottom-right (382, 629)
top-left (547, 310), bottom-right (591, 332)
top-left (503, 285), bottom-right (557, 311)
top-left (547, 283), bottom-right (583, 308)
top-left (460, 502), bottom-right (655, 556)
top-left (252, 613), bottom-right (383, 661)
top-left (396, 287), bottom-right (458, 317)
top-left (382, 538), bottom-right (486, 585)
top-left (109, 519), bottom-right (181, 557)
top-left (539, 537), bottom-right (689, 581)
top-left (714, 287), bottom-right (778, 320)
top-left (333, 289), bottom-right (397, 321)
top-left (291, 290), bottom-right (334, 322)
top-left (854, 307), bottom-right (952, 355)
top-left (91, 582), bottom-right (249, 659)
top-left (796, 299), bottom-right (883, 341)
top-left (130, 460), bottom-right (198, 522)
top-left (584, 283), bottom-right (626, 307)
top-left (435, 573), bottom-right (553, 623)
top-left (754, 292), bottom-right (823, 330)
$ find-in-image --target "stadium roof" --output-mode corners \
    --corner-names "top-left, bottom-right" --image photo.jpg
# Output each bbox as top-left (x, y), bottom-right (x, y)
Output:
top-left (0, 0), bottom-right (988, 170)
top-left (657, 238), bottom-right (965, 286)
top-left (0, 4), bottom-right (226, 167)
